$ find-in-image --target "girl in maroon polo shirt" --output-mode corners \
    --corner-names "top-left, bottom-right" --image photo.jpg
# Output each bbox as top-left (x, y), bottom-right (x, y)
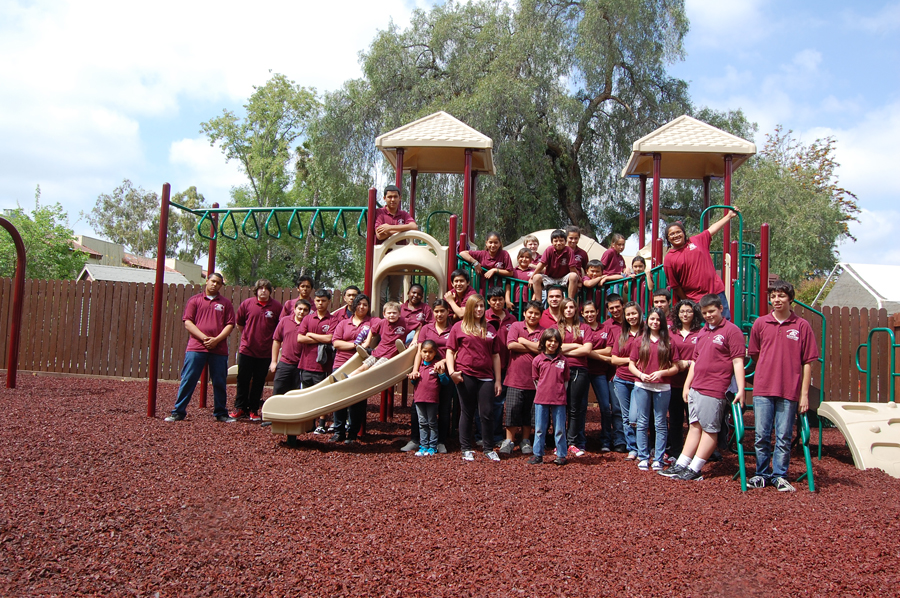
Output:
top-left (446, 295), bottom-right (503, 462)
top-left (668, 300), bottom-right (702, 454)
top-left (330, 293), bottom-right (373, 443)
top-left (558, 298), bottom-right (592, 457)
top-left (406, 299), bottom-right (456, 454)
top-left (443, 269), bottom-right (477, 320)
top-left (629, 308), bottom-right (683, 471)
top-left (608, 301), bottom-right (644, 459)
top-left (582, 301), bottom-right (614, 452)
top-left (501, 301), bottom-right (544, 456)
top-left (460, 231), bottom-right (514, 293)
top-left (529, 328), bottom-right (570, 466)
top-left (269, 300), bottom-right (309, 397)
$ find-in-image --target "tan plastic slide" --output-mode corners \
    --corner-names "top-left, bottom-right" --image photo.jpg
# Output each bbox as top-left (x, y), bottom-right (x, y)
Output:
top-left (817, 401), bottom-right (900, 478)
top-left (261, 341), bottom-right (417, 439)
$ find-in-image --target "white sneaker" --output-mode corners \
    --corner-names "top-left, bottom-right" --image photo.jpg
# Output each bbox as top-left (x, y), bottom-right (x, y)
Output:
top-left (485, 451), bottom-right (501, 462)
top-left (638, 459), bottom-right (649, 471)
top-left (747, 475), bottom-right (767, 489)
top-left (462, 450), bottom-right (475, 461)
top-left (651, 461), bottom-right (664, 471)
top-left (773, 476), bottom-right (796, 492)
top-left (414, 449), bottom-right (427, 457)
top-left (498, 439), bottom-right (515, 455)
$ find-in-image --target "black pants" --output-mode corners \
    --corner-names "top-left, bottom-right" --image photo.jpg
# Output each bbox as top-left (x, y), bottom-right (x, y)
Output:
top-left (235, 353), bottom-right (271, 413)
top-left (410, 383), bottom-right (456, 445)
top-left (668, 385), bottom-right (687, 454)
top-left (298, 369), bottom-right (327, 389)
top-left (272, 361), bottom-right (300, 396)
top-left (457, 374), bottom-right (494, 452)
top-left (566, 367), bottom-right (590, 449)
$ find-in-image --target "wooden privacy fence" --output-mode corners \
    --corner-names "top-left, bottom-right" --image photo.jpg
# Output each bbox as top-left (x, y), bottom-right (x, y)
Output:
top-left (0, 278), bottom-right (335, 382)
top-left (2, 277), bottom-right (900, 398)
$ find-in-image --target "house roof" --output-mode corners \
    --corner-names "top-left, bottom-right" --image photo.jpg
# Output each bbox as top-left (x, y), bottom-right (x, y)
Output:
top-left (375, 111), bottom-right (495, 175)
top-left (123, 253), bottom-right (179, 272)
top-left (837, 263), bottom-right (900, 309)
top-left (69, 239), bottom-right (103, 258)
top-left (78, 264), bottom-right (190, 285)
top-left (621, 115), bottom-right (757, 180)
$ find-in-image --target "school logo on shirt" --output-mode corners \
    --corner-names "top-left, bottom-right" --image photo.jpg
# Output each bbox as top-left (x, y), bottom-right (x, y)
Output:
top-left (688, 243), bottom-right (698, 251)
top-left (265, 310), bottom-right (274, 318)
top-left (214, 304), bottom-right (224, 312)
top-left (786, 329), bottom-right (800, 341)
top-left (322, 324), bottom-right (331, 332)
top-left (416, 313), bottom-right (425, 321)
top-left (691, 336), bottom-right (698, 344)
top-left (712, 334), bottom-right (725, 346)
top-left (600, 332), bottom-right (608, 340)
top-left (560, 258), bottom-right (568, 266)
top-left (487, 331), bottom-right (495, 339)
top-left (441, 332), bottom-right (450, 339)
top-left (555, 360), bottom-right (565, 370)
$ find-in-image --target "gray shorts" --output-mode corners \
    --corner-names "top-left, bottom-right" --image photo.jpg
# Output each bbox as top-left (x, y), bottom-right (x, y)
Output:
top-left (542, 273), bottom-right (574, 287)
top-left (688, 388), bottom-right (727, 433)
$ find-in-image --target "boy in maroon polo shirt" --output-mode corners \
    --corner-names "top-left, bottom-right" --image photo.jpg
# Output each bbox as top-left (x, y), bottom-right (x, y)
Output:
top-left (166, 273), bottom-right (236, 422)
top-left (353, 301), bottom-right (407, 374)
top-left (231, 280), bottom-right (282, 421)
top-left (532, 229), bottom-right (579, 300)
top-left (566, 226), bottom-right (590, 276)
top-left (374, 184), bottom-right (417, 243)
top-left (280, 275), bottom-right (314, 319)
top-left (661, 293), bottom-right (745, 481)
top-left (297, 289), bottom-right (336, 432)
top-left (331, 285), bottom-right (359, 322)
top-left (539, 286), bottom-right (565, 329)
top-left (400, 284), bottom-right (433, 335)
top-left (747, 280), bottom-right (819, 492)
top-left (269, 300), bottom-right (308, 397)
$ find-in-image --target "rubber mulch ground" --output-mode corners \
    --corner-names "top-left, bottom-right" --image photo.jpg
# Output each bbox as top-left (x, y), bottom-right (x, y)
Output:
top-left (1, 374), bottom-right (898, 597)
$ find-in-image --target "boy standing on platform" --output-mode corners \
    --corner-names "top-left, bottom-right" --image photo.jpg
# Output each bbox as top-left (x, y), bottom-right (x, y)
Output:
top-left (747, 281), bottom-right (819, 492)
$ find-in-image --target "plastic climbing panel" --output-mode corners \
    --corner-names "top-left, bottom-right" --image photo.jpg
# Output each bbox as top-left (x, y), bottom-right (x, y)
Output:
top-left (817, 401), bottom-right (900, 478)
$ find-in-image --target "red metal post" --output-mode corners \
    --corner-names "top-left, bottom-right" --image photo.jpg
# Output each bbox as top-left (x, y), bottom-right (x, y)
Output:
top-left (380, 389), bottom-right (388, 422)
top-left (651, 153), bottom-right (661, 267)
top-left (448, 215), bottom-right (458, 281)
top-left (462, 149), bottom-right (472, 241)
top-left (409, 169), bottom-right (418, 221)
top-left (364, 188), bottom-right (377, 298)
top-left (395, 148), bottom-right (405, 190)
top-left (722, 155), bottom-right (733, 289)
top-left (469, 171), bottom-right (478, 243)
top-left (702, 176), bottom-right (711, 229)
top-left (730, 239), bottom-right (739, 322)
top-left (147, 183), bottom-right (171, 417)
top-left (0, 217), bottom-right (26, 389)
top-left (759, 223), bottom-right (770, 317)
top-left (654, 238), bottom-right (663, 273)
top-left (639, 174), bottom-right (647, 250)
top-left (199, 203), bottom-right (219, 409)
top-left (457, 232), bottom-right (468, 283)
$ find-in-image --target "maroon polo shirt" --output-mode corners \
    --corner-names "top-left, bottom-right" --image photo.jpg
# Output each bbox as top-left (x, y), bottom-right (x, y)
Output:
top-left (532, 352), bottom-right (570, 406)
top-left (570, 246), bottom-right (590, 274)
top-left (609, 326), bottom-right (640, 382)
top-left (504, 321), bottom-right (545, 390)
top-left (600, 247), bottom-right (626, 276)
top-left (413, 362), bottom-right (442, 404)
top-left (447, 321), bottom-right (503, 379)
top-left (401, 301), bottom-right (434, 332)
top-left (562, 324), bottom-right (592, 370)
top-left (183, 293), bottom-right (236, 356)
top-left (374, 207), bottom-right (414, 245)
top-left (629, 337), bottom-right (672, 385)
top-left (470, 249), bottom-right (514, 273)
top-left (536, 246), bottom-right (576, 279)
top-left (669, 329), bottom-right (699, 387)
top-left (371, 318), bottom-right (408, 359)
top-left (273, 317), bottom-right (303, 365)
top-left (585, 324), bottom-right (608, 377)
top-left (331, 316), bottom-right (372, 369)
top-left (749, 312), bottom-right (819, 401)
top-left (297, 311), bottom-right (335, 373)
top-left (280, 297), bottom-right (311, 320)
top-left (236, 297), bottom-right (282, 359)
top-left (601, 317), bottom-right (624, 379)
top-left (510, 267), bottom-right (533, 303)
top-left (691, 318), bottom-right (746, 399)
top-left (448, 286), bottom-right (477, 310)
top-left (418, 322), bottom-right (452, 359)
top-left (487, 310), bottom-right (517, 370)
top-left (663, 230), bottom-right (726, 301)
top-left (539, 308), bottom-right (562, 330)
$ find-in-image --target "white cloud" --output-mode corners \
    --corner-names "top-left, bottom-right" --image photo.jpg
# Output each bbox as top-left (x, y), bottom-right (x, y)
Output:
top-left (168, 138), bottom-right (246, 203)
top-left (684, 0), bottom-right (771, 48)
top-left (838, 208), bottom-right (900, 266)
top-left (843, 2), bottom-right (900, 34)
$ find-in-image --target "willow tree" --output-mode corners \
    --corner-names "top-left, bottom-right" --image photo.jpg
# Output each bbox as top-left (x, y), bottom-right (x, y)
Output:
top-left (314, 0), bottom-right (690, 244)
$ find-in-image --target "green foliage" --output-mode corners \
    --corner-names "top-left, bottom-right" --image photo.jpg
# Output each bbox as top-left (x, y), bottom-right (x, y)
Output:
top-left (315, 0), bottom-right (691, 244)
top-left (84, 179), bottom-right (209, 260)
top-left (795, 276), bottom-right (836, 307)
top-left (0, 186), bottom-right (87, 279)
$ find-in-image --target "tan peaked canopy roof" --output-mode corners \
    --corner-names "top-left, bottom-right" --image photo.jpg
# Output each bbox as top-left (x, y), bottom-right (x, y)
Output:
top-left (621, 115), bottom-right (756, 180)
top-left (375, 111), bottom-right (495, 175)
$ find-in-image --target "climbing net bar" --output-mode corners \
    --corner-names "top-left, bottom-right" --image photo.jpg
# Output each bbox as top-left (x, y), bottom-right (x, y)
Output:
top-left (169, 202), bottom-right (369, 242)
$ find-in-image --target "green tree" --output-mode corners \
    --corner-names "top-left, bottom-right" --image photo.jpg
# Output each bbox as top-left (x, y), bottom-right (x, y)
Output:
top-left (84, 179), bottom-right (209, 261)
top-left (0, 186), bottom-right (87, 279)
top-left (314, 0), bottom-right (691, 244)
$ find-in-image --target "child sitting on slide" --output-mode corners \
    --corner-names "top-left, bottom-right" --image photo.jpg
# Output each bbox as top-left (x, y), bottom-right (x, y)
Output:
top-left (351, 301), bottom-right (408, 376)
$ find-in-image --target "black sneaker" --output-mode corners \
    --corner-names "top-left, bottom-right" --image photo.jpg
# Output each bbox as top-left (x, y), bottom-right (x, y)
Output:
top-left (527, 455), bottom-right (543, 465)
top-left (164, 413), bottom-right (185, 422)
top-left (675, 467), bottom-right (704, 481)
top-left (553, 457), bottom-right (567, 466)
top-left (215, 415), bottom-right (236, 423)
top-left (747, 475), bottom-right (766, 489)
top-left (658, 463), bottom-right (686, 478)
top-left (329, 433), bottom-right (346, 443)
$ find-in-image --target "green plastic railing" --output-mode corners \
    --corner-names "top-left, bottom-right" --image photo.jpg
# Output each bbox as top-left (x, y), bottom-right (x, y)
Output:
top-left (794, 299), bottom-right (828, 460)
top-left (856, 327), bottom-right (899, 404)
top-left (169, 202), bottom-right (369, 242)
top-left (425, 210), bottom-right (455, 237)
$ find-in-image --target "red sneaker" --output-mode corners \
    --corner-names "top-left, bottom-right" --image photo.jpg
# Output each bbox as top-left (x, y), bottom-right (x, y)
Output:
top-left (229, 409), bottom-right (248, 419)
top-left (249, 411), bottom-right (261, 422)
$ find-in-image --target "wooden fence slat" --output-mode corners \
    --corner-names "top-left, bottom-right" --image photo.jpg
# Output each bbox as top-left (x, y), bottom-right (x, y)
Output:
top-left (139, 283), bottom-right (153, 377)
top-left (77, 281), bottom-right (91, 376)
top-left (56, 280), bottom-right (73, 373)
top-left (120, 281), bottom-right (136, 377)
top-left (0, 277), bottom-right (11, 365)
top-left (90, 281), bottom-right (108, 376)
top-left (23, 279), bottom-right (41, 371)
top-left (163, 284), bottom-right (183, 381)
top-left (849, 307), bottom-right (861, 402)
top-left (876, 309), bottom-right (890, 402)
top-left (49, 280), bottom-right (63, 372)
top-left (40, 279), bottom-right (55, 371)
top-left (113, 281), bottom-right (128, 376)
top-left (841, 307), bottom-right (852, 403)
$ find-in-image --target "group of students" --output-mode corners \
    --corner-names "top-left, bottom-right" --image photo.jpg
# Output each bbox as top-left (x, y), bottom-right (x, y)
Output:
top-left (167, 184), bottom-right (817, 488)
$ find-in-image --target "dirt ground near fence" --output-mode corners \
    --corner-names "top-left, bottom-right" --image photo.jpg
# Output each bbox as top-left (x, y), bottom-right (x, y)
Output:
top-left (1, 374), bottom-right (898, 597)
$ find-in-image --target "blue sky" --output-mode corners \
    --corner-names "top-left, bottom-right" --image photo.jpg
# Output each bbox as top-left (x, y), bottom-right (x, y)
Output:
top-left (1, 0), bottom-right (897, 265)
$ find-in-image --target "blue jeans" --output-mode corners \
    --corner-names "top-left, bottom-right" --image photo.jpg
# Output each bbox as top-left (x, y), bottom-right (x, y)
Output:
top-left (608, 377), bottom-right (626, 448)
top-left (589, 374), bottom-right (613, 449)
top-left (534, 404), bottom-right (567, 458)
top-left (753, 396), bottom-right (798, 479)
top-left (632, 386), bottom-right (671, 462)
top-left (172, 351), bottom-right (229, 418)
top-left (612, 377), bottom-right (638, 452)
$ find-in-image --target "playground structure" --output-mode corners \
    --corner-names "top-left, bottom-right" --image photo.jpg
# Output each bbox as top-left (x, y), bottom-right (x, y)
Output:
top-left (131, 112), bottom-right (900, 484)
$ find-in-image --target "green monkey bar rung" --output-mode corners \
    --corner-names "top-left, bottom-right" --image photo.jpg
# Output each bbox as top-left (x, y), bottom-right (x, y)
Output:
top-left (856, 327), bottom-right (900, 404)
top-left (169, 201), bottom-right (369, 242)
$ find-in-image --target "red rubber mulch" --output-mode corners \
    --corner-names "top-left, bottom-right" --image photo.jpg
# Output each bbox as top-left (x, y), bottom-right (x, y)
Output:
top-left (1, 373), bottom-right (898, 597)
